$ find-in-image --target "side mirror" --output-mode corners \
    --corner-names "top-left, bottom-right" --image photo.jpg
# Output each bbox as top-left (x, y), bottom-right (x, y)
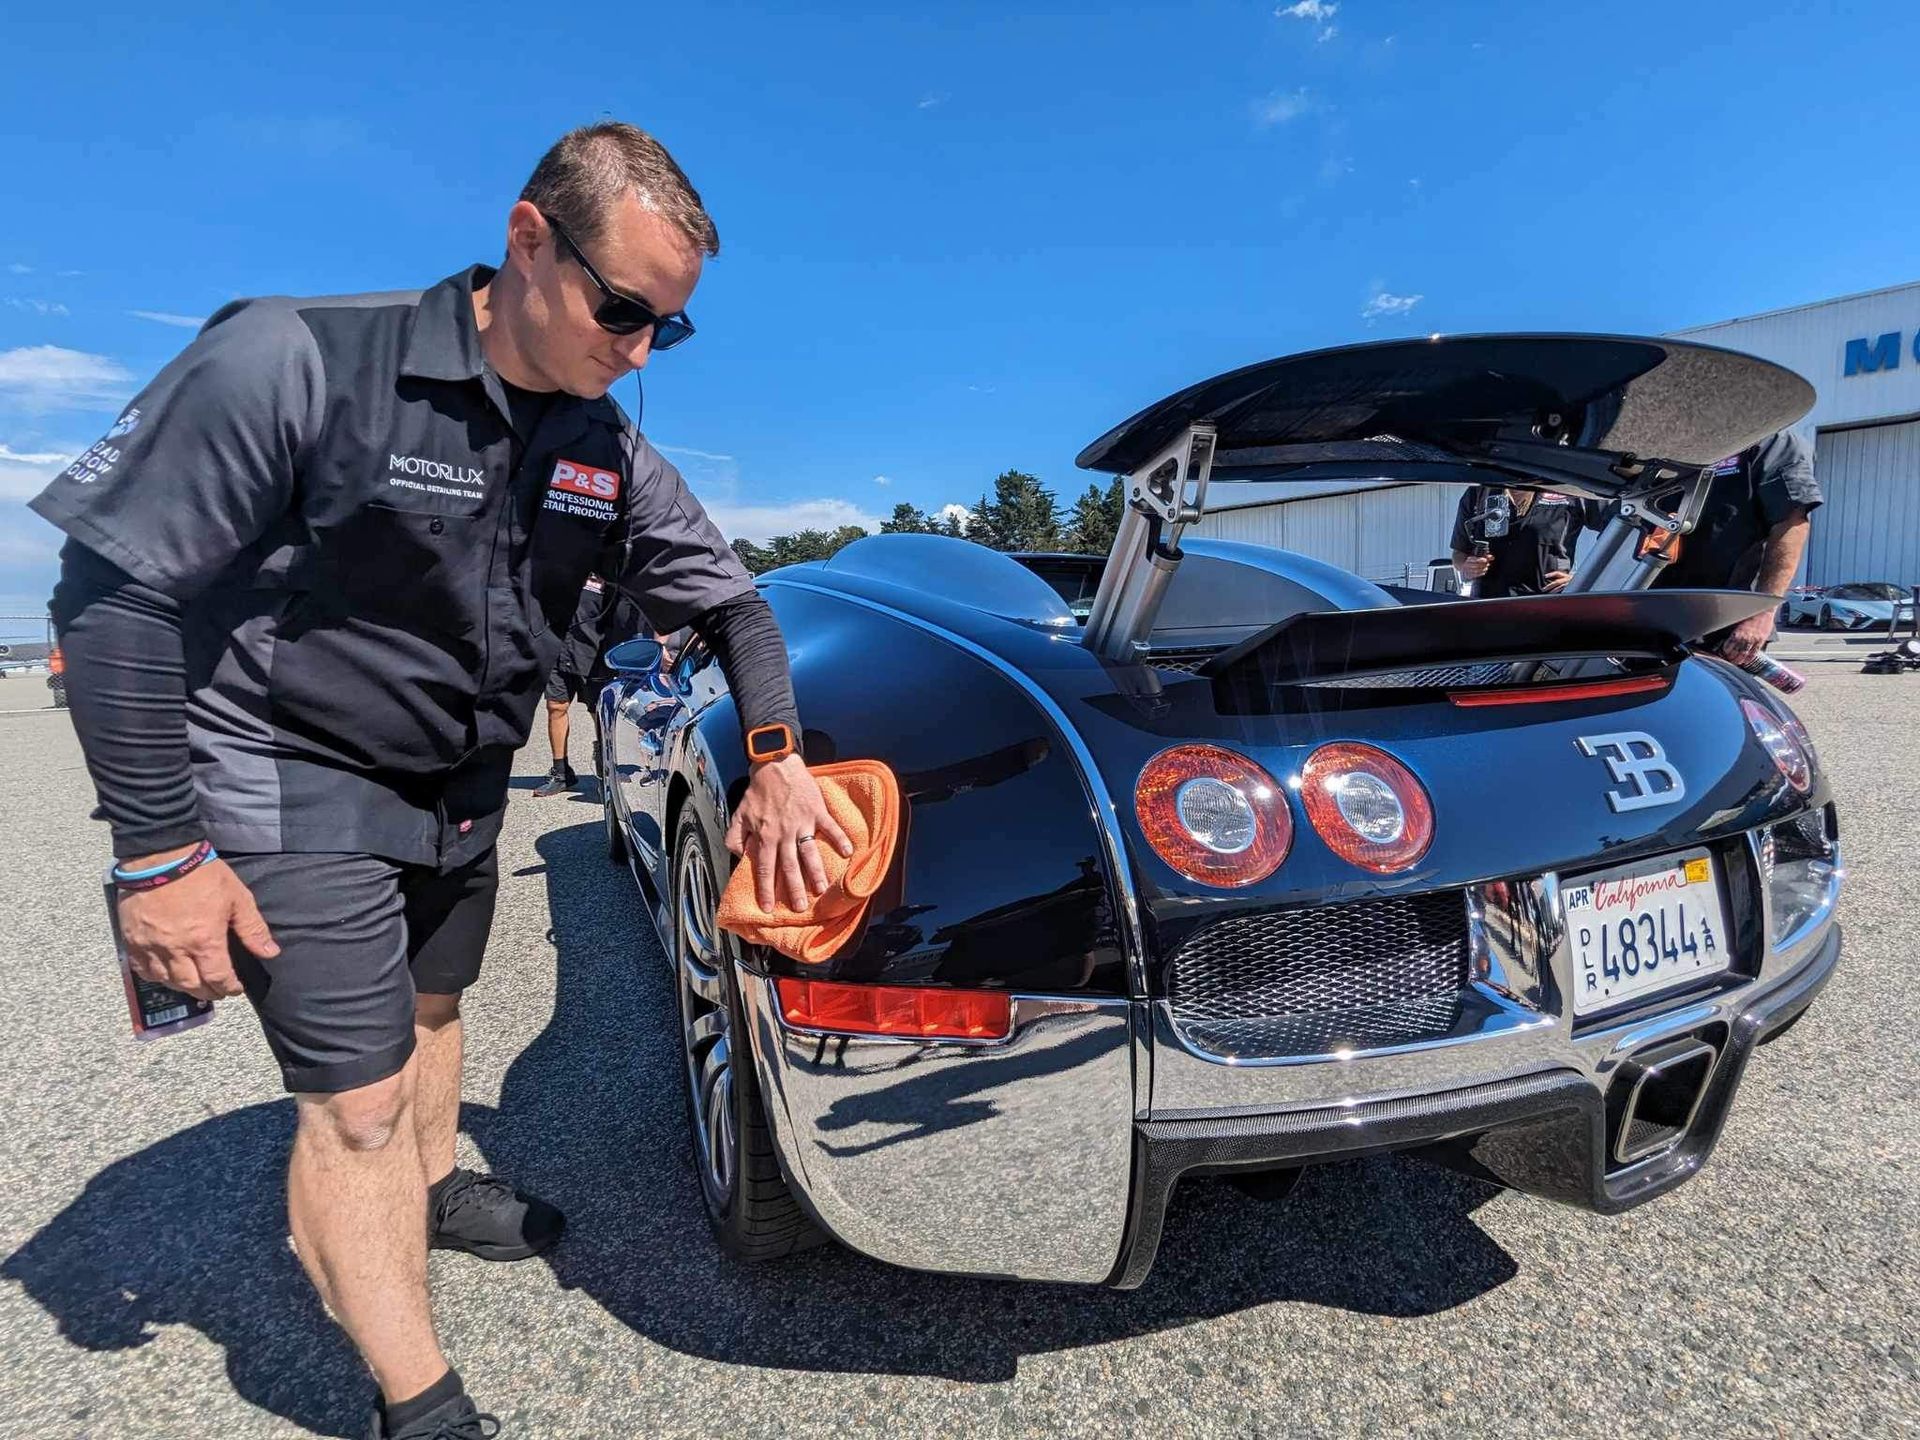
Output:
top-left (604, 637), bottom-right (664, 675)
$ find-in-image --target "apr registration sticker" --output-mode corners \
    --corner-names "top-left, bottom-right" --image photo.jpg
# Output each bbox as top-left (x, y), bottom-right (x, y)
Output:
top-left (544, 458), bottom-right (622, 523)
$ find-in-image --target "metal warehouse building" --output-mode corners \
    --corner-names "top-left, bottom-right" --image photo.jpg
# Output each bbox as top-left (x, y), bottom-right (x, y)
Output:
top-left (1191, 281), bottom-right (1920, 590)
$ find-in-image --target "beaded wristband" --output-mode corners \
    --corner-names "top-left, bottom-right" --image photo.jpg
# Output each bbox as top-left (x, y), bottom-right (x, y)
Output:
top-left (112, 839), bottom-right (218, 892)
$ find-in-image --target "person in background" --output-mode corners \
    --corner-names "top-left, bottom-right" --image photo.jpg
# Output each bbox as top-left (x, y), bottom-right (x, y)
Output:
top-left (1651, 429), bottom-right (1822, 665)
top-left (1450, 486), bottom-right (1605, 597)
top-left (533, 574), bottom-right (647, 798)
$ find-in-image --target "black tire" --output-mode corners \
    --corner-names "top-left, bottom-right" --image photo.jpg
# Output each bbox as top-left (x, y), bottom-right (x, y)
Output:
top-left (48, 677), bottom-right (67, 710)
top-left (671, 814), bottom-right (822, 1261)
top-left (1820, 606), bottom-right (1840, 632)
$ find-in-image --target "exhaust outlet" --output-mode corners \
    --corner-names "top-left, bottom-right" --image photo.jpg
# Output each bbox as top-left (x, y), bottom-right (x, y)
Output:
top-left (1613, 1038), bottom-right (1717, 1165)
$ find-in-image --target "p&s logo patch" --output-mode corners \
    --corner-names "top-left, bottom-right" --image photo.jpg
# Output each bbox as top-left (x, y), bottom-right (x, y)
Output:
top-left (544, 458), bottom-right (622, 523)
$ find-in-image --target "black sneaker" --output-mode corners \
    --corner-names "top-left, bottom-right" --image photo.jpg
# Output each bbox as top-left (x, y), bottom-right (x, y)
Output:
top-left (531, 764), bottom-right (577, 798)
top-left (428, 1167), bottom-right (565, 1261)
top-left (366, 1393), bottom-right (501, 1439)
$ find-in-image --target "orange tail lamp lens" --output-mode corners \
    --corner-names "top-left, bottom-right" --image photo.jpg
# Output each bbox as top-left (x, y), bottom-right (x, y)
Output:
top-left (1300, 742), bottom-right (1434, 874)
top-left (1135, 744), bottom-right (1293, 887)
top-left (776, 977), bottom-right (1012, 1040)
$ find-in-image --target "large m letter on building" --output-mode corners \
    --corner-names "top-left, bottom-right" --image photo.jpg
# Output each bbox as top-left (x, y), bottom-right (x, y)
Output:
top-left (1843, 331), bottom-right (1902, 377)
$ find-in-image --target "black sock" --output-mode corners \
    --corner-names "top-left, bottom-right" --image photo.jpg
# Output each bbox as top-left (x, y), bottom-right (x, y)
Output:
top-left (382, 1367), bottom-right (465, 1432)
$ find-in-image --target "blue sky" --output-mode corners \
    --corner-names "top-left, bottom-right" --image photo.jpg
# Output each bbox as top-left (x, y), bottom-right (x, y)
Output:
top-left (2, 0), bottom-right (1914, 614)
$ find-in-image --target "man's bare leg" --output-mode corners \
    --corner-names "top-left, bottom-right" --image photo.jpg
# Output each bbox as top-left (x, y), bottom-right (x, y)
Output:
top-left (536, 696), bottom-right (576, 795)
top-left (289, 1066), bottom-right (448, 1404)
top-left (412, 991), bottom-right (463, 1185)
top-left (544, 697), bottom-right (571, 771)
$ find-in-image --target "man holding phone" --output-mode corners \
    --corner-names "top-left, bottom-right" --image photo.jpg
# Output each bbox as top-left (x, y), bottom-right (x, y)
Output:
top-left (1450, 485), bottom-right (1606, 598)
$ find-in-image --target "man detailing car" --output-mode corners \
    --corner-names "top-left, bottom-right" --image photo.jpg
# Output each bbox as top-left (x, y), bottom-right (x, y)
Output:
top-left (32, 122), bottom-right (850, 1439)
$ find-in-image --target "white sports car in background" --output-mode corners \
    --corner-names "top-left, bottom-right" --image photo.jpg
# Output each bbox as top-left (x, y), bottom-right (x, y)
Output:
top-left (1781, 582), bottom-right (1914, 632)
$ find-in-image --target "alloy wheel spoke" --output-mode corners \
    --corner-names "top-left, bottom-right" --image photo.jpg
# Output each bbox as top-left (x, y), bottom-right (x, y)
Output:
top-left (700, 1034), bottom-right (732, 1102)
top-left (713, 1072), bottom-right (736, 1191)
top-left (679, 890), bottom-right (721, 964)
top-left (685, 1007), bottom-right (727, 1056)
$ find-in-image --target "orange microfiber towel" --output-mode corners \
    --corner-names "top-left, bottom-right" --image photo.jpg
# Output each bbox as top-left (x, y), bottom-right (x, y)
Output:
top-left (715, 760), bottom-right (902, 964)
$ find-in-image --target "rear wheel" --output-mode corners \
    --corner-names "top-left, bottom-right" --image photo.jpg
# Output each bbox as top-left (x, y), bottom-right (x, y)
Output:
top-left (672, 815), bottom-right (822, 1260)
top-left (1820, 605), bottom-right (1840, 631)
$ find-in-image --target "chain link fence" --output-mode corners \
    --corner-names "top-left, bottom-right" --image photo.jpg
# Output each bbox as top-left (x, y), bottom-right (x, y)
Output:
top-left (0, 613), bottom-right (64, 710)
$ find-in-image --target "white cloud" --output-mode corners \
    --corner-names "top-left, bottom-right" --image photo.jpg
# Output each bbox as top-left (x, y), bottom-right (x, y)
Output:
top-left (0, 346), bottom-right (135, 410)
top-left (917, 92), bottom-right (949, 109)
top-left (129, 309), bottom-right (206, 329)
top-left (1253, 88), bottom-right (1314, 127)
top-left (705, 497), bottom-right (887, 544)
top-left (1277, 0), bottom-right (1339, 40)
top-left (938, 503), bottom-right (973, 533)
top-left (872, 474), bottom-right (891, 486)
top-left (6, 264), bottom-right (31, 276)
top-left (1361, 288), bottom-right (1424, 322)
top-left (0, 442), bottom-right (76, 502)
top-left (4, 299), bottom-right (69, 317)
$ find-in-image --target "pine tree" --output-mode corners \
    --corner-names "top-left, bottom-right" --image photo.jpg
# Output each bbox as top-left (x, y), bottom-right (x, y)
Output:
top-left (879, 502), bottom-right (935, 533)
top-left (972, 470), bottom-right (1061, 552)
top-left (1066, 476), bottom-right (1125, 554)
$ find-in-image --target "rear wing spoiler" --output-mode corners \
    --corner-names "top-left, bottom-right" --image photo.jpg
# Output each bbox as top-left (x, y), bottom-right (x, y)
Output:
top-left (1075, 334), bottom-right (1815, 663)
top-left (1202, 588), bottom-right (1774, 693)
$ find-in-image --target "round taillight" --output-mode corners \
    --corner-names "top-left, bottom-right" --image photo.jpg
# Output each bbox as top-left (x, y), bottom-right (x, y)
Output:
top-left (1300, 742), bottom-right (1434, 873)
top-left (1741, 698), bottom-right (1811, 793)
top-left (1136, 745), bottom-right (1292, 887)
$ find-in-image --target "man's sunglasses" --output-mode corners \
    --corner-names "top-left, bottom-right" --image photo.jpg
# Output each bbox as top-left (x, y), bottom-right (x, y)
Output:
top-left (541, 210), bottom-right (695, 349)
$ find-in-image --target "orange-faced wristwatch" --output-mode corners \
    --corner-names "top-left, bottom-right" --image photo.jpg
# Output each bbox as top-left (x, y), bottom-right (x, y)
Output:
top-left (745, 722), bottom-right (797, 764)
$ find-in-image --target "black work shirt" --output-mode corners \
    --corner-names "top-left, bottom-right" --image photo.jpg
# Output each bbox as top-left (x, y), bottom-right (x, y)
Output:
top-left (556, 576), bottom-right (649, 681)
top-left (30, 265), bottom-right (753, 868)
top-left (1450, 487), bottom-right (1604, 598)
top-left (1653, 430), bottom-right (1822, 591)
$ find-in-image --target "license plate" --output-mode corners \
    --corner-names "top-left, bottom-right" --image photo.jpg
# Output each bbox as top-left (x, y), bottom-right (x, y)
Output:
top-left (1562, 851), bottom-right (1730, 1016)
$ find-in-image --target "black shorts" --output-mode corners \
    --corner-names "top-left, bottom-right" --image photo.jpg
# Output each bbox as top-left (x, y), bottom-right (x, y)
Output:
top-left (225, 850), bottom-right (499, 1095)
top-left (544, 669), bottom-right (604, 705)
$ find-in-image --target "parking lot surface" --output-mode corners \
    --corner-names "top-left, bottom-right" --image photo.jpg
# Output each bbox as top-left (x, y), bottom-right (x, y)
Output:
top-left (1, 669), bottom-right (1915, 1439)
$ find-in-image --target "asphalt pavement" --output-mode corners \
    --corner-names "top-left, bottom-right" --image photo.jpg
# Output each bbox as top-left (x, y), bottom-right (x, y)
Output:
top-left (1, 668), bottom-right (1915, 1439)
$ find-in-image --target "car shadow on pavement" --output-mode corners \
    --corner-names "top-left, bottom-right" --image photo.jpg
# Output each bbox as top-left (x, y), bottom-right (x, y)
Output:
top-left (470, 821), bottom-right (1522, 1383)
top-left (1, 1100), bottom-right (368, 1437)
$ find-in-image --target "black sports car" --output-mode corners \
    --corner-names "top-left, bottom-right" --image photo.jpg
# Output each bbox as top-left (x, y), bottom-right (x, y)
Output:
top-left (598, 334), bottom-right (1840, 1285)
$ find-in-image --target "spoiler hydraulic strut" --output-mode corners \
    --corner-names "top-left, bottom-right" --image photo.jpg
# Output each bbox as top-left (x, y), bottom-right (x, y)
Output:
top-left (1081, 424), bottom-right (1217, 663)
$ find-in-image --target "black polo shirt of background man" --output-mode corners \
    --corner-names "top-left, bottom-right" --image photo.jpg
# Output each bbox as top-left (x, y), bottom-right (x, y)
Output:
top-left (1652, 429), bottom-right (1822, 592)
top-left (1449, 486), bottom-right (1605, 597)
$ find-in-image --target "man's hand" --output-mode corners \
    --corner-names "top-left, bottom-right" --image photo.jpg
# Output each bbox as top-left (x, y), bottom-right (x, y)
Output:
top-left (1542, 570), bottom-right (1572, 593)
top-left (725, 755), bottom-right (856, 913)
top-left (1454, 554), bottom-right (1492, 580)
top-left (117, 852), bottom-right (278, 1001)
top-left (1719, 611), bottom-right (1776, 667)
